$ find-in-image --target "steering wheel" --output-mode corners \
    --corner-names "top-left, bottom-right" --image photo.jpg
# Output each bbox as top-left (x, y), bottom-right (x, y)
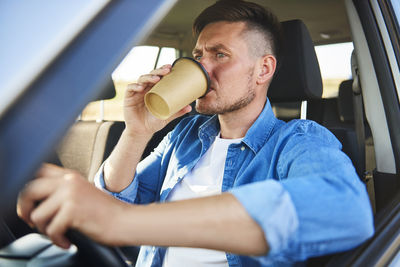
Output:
top-left (66, 230), bottom-right (129, 267)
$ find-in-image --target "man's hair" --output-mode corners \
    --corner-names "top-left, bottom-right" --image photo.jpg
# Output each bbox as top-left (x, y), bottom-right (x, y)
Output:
top-left (193, 0), bottom-right (283, 65)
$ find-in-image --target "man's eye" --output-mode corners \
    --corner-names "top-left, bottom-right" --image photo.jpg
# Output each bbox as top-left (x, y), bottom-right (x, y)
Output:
top-left (216, 53), bottom-right (225, 58)
top-left (194, 56), bottom-right (202, 61)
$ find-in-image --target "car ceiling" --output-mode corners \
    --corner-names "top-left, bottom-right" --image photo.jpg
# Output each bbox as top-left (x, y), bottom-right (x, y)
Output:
top-left (143, 0), bottom-right (351, 53)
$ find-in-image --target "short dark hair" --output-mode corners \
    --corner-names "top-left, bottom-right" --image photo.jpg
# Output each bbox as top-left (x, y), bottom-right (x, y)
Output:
top-left (193, 0), bottom-right (283, 65)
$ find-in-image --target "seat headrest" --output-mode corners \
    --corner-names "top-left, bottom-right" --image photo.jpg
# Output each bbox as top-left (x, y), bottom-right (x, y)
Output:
top-left (268, 20), bottom-right (323, 102)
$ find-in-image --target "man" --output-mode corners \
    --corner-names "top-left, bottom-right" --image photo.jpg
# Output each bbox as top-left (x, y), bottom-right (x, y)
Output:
top-left (17, 0), bottom-right (374, 266)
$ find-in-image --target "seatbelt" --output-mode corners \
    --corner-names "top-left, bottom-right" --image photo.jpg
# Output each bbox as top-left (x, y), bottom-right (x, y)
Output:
top-left (351, 51), bottom-right (366, 182)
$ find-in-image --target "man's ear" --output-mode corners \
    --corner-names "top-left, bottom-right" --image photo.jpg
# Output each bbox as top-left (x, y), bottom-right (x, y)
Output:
top-left (256, 54), bottom-right (276, 85)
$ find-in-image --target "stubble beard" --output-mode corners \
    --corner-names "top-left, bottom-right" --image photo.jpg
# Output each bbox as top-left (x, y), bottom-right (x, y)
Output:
top-left (195, 70), bottom-right (256, 115)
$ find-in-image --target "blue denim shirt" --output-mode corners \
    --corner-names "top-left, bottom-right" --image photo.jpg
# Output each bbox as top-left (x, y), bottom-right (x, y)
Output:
top-left (95, 99), bottom-right (374, 266)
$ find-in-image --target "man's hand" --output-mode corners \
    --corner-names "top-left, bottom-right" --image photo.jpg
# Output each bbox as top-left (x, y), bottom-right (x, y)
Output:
top-left (123, 64), bottom-right (192, 137)
top-left (102, 64), bottom-right (192, 193)
top-left (17, 163), bottom-right (128, 249)
top-left (17, 164), bottom-right (268, 256)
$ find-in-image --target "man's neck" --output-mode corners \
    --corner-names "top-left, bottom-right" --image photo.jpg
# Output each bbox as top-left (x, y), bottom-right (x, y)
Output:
top-left (218, 97), bottom-right (266, 139)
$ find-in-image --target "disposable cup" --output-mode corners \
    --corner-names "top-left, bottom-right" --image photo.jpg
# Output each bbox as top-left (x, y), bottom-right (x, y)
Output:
top-left (144, 57), bottom-right (210, 120)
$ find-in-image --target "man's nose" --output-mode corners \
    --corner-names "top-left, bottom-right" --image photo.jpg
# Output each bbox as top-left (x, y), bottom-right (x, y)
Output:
top-left (198, 58), bottom-right (212, 78)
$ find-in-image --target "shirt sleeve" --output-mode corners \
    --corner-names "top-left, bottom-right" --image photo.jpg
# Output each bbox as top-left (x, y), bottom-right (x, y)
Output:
top-left (231, 179), bottom-right (299, 262)
top-left (93, 162), bottom-right (139, 204)
top-left (230, 121), bottom-right (374, 264)
top-left (93, 131), bottom-right (173, 204)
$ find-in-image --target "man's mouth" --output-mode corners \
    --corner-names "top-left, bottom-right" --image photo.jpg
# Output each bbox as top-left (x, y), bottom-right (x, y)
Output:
top-left (199, 87), bottom-right (213, 99)
top-left (206, 87), bottom-right (215, 94)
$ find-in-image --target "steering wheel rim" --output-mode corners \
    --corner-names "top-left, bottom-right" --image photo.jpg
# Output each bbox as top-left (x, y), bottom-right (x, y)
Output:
top-left (66, 230), bottom-right (129, 267)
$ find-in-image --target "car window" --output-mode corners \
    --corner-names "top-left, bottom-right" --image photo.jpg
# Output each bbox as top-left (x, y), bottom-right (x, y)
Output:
top-left (271, 42), bottom-right (353, 121)
top-left (84, 42), bottom-right (354, 122)
top-left (389, 249), bottom-right (400, 267)
top-left (392, 0), bottom-right (400, 25)
top-left (156, 47), bottom-right (179, 68)
top-left (0, 0), bottom-right (110, 117)
top-left (315, 42), bottom-right (354, 98)
top-left (81, 46), bottom-right (178, 121)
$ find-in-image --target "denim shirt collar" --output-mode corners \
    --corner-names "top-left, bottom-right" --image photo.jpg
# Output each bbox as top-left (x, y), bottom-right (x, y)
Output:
top-left (197, 98), bottom-right (277, 154)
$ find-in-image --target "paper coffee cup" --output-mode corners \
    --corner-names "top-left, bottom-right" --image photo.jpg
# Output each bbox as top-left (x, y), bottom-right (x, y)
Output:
top-left (144, 57), bottom-right (210, 120)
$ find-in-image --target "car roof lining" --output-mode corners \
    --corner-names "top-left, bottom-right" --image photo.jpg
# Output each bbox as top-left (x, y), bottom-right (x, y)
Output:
top-left (143, 0), bottom-right (352, 53)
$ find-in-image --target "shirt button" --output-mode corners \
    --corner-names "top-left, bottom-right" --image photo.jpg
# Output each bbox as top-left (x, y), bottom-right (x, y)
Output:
top-left (241, 146), bottom-right (245, 151)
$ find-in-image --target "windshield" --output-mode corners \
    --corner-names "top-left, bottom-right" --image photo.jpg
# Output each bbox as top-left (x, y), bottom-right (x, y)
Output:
top-left (0, 0), bottom-right (110, 117)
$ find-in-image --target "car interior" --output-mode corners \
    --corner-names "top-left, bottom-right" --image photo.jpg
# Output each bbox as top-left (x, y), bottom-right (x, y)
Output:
top-left (0, 0), bottom-right (399, 266)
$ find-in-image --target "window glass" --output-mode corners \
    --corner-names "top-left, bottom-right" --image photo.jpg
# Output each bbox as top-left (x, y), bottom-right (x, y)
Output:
top-left (315, 42), bottom-right (354, 98)
top-left (389, 248), bottom-right (400, 267)
top-left (391, 0), bottom-right (400, 25)
top-left (156, 47), bottom-right (178, 68)
top-left (81, 46), bottom-right (178, 121)
top-left (113, 46), bottom-right (160, 86)
top-left (0, 0), bottom-right (109, 116)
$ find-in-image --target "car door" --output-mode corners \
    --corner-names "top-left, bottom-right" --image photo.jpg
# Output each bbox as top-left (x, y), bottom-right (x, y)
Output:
top-left (326, 0), bottom-right (400, 265)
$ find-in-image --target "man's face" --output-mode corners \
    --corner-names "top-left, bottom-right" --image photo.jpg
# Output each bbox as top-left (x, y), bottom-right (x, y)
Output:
top-left (192, 21), bottom-right (260, 115)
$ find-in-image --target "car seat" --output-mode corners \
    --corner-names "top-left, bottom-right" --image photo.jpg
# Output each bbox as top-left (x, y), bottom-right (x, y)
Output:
top-left (54, 120), bottom-right (125, 182)
top-left (269, 20), bottom-right (370, 184)
top-left (267, 20), bottom-right (371, 266)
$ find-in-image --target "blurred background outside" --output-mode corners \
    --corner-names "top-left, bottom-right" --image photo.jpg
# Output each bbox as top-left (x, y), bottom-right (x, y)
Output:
top-left (81, 42), bottom-right (354, 121)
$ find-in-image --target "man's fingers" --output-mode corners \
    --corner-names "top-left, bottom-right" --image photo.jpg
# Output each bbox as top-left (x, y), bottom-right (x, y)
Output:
top-left (136, 74), bottom-right (161, 86)
top-left (167, 105), bottom-right (192, 123)
top-left (36, 163), bottom-right (69, 179)
top-left (126, 83), bottom-right (146, 94)
top-left (17, 177), bottom-right (60, 226)
top-left (30, 193), bottom-right (62, 235)
top-left (149, 64), bottom-right (171, 76)
top-left (16, 198), bottom-right (35, 227)
top-left (131, 65), bottom-right (172, 90)
top-left (125, 64), bottom-right (172, 102)
top-left (126, 75), bottom-right (161, 96)
top-left (45, 205), bottom-right (72, 249)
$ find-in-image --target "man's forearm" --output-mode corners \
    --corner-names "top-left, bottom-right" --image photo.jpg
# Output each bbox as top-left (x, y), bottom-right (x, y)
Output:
top-left (103, 130), bottom-right (152, 192)
top-left (117, 193), bottom-right (269, 256)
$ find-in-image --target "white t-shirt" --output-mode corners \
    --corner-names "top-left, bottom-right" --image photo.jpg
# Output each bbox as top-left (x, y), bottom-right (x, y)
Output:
top-left (162, 134), bottom-right (243, 267)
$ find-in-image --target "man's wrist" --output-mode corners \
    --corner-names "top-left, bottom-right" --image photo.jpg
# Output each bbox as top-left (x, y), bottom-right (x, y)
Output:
top-left (113, 203), bottom-right (143, 246)
top-left (123, 127), bottom-right (153, 141)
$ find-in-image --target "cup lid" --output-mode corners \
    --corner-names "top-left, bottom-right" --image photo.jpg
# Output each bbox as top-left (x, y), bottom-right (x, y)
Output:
top-left (172, 57), bottom-right (210, 97)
